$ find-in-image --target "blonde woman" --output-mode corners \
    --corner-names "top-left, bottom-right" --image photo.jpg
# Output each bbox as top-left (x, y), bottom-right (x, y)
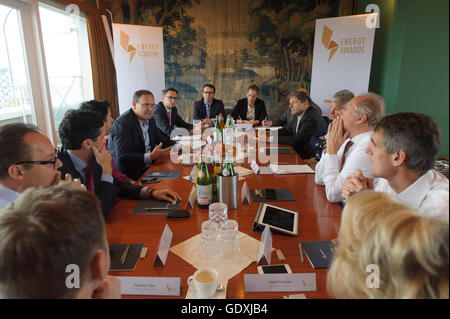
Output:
top-left (327, 190), bottom-right (449, 299)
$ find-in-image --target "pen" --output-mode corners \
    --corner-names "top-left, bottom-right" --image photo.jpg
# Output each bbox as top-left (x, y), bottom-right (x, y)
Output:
top-left (121, 245), bottom-right (130, 264)
top-left (299, 242), bottom-right (304, 263)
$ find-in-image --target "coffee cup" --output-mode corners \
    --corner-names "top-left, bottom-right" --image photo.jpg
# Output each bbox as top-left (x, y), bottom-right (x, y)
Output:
top-left (187, 267), bottom-right (219, 298)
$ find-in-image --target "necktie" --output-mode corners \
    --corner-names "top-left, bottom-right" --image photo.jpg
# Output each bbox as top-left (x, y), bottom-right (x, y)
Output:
top-left (84, 164), bottom-right (95, 193)
top-left (168, 110), bottom-right (172, 126)
top-left (339, 140), bottom-right (354, 171)
top-left (206, 104), bottom-right (210, 119)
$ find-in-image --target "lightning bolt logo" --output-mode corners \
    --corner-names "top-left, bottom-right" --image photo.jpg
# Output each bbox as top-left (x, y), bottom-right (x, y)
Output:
top-left (322, 25), bottom-right (339, 62)
top-left (120, 31), bottom-right (137, 63)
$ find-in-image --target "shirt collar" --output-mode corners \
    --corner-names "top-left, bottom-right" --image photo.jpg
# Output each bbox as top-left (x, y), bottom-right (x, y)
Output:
top-left (396, 170), bottom-right (435, 207)
top-left (350, 130), bottom-right (373, 144)
top-left (0, 183), bottom-right (20, 209)
top-left (67, 150), bottom-right (88, 174)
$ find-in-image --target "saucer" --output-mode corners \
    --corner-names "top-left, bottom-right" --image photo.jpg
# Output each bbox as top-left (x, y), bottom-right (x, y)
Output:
top-left (185, 284), bottom-right (226, 299)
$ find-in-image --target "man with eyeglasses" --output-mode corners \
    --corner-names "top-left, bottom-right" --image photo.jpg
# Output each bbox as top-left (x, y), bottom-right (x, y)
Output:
top-left (0, 123), bottom-right (83, 209)
top-left (108, 90), bottom-right (175, 180)
top-left (193, 84), bottom-right (225, 127)
top-left (153, 88), bottom-right (194, 136)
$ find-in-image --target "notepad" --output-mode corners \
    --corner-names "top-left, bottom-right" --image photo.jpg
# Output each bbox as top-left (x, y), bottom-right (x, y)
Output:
top-left (301, 241), bottom-right (334, 269)
top-left (268, 165), bottom-right (314, 174)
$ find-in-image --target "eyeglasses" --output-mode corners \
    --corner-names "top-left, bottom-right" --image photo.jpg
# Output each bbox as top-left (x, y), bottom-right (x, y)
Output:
top-left (202, 91), bottom-right (215, 94)
top-left (165, 96), bottom-right (178, 100)
top-left (15, 150), bottom-right (59, 167)
top-left (139, 103), bottom-right (156, 108)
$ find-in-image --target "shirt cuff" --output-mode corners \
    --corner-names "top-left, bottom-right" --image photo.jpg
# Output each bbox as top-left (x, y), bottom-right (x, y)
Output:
top-left (144, 153), bottom-right (152, 165)
top-left (100, 174), bottom-right (113, 184)
top-left (140, 187), bottom-right (149, 198)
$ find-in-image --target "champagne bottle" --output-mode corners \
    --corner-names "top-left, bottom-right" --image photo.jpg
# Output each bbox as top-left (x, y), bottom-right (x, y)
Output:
top-left (196, 154), bottom-right (213, 209)
top-left (214, 115), bottom-right (223, 143)
top-left (221, 152), bottom-right (235, 177)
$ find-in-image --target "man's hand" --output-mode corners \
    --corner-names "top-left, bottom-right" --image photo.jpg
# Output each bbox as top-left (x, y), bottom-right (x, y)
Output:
top-left (341, 169), bottom-right (374, 200)
top-left (150, 143), bottom-right (172, 161)
top-left (262, 119), bottom-right (272, 127)
top-left (92, 145), bottom-right (113, 175)
top-left (326, 116), bottom-right (349, 154)
top-left (202, 118), bottom-right (213, 127)
top-left (53, 172), bottom-right (87, 191)
top-left (148, 188), bottom-right (182, 202)
top-left (92, 276), bottom-right (121, 299)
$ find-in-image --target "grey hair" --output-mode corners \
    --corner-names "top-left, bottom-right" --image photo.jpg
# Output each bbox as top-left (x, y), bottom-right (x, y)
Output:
top-left (353, 93), bottom-right (386, 127)
top-left (332, 90), bottom-right (354, 106)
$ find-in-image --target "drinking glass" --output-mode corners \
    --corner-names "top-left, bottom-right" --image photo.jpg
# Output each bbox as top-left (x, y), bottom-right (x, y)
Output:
top-left (201, 220), bottom-right (222, 259)
top-left (209, 202), bottom-right (228, 228)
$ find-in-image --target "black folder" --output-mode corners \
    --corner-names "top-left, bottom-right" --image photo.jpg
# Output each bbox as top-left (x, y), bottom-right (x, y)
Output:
top-left (131, 199), bottom-right (181, 214)
top-left (109, 243), bottom-right (144, 271)
top-left (249, 188), bottom-right (295, 202)
top-left (301, 241), bottom-right (334, 269)
top-left (265, 147), bottom-right (293, 154)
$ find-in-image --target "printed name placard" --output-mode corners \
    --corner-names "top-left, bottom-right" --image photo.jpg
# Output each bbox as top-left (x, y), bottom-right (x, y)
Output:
top-left (117, 276), bottom-right (181, 296)
top-left (244, 273), bottom-right (316, 292)
top-left (257, 225), bottom-right (272, 266)
top-left (241, 181), bottom-right (251, 205)
top-left (186, 185), bottom-right (196, 209)
top-left (153, 224), bottom-right (173, 266)
top-left (250, 160), bottom-right (260, 175)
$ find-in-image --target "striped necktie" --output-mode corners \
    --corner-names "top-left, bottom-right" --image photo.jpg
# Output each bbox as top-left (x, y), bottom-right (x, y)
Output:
top-left (339, 140), bottom-right (354, 171)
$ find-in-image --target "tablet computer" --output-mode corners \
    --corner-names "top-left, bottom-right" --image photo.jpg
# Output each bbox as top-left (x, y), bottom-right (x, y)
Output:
top-left (254, 203), bottom-right (299, 236)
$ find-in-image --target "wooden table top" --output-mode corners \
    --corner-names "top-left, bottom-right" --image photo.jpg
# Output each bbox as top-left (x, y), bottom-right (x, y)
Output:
top-left (106, 145), bottom-right (342, 299)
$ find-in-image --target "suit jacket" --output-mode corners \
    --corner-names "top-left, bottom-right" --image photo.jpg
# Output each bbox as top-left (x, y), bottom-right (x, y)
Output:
top-left (278, 106), bottom-right (327, 159)
top-left (271, 108), bottom-right (294, 136)
top-left (57, 147), bottom-right (143, 220)
top-left (153, 102), bottom-right (193, 136)
top-left (231, 98), bottom-right (268, 123)
top-left (193, 98), bottom-right (225, 120)
top-left (108, 108), bottom-right (174, 180)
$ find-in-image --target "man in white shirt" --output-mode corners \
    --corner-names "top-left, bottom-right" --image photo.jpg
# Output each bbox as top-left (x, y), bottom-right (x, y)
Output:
top-left (342, 112), bottom-right (449, 220)
top-left (0, 123), bottom-right (82, 209)
top-left (315, 93), bottom-right (385, 202)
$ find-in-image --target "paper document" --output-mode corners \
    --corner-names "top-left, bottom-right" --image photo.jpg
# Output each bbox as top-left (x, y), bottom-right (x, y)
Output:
top-left (269, 164), bottom-right (314, 174)
top-left (172, 134), bottom-right (201, 141)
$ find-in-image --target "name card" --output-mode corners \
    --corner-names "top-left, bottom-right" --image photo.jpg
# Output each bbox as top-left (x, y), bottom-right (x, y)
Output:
top-left (235, 123), bottom-right (253, 130)
top-left (186, 185), bottom-right (196, 209)
top-left (244, 273), bottom-right (316, 292)
top-left (117, 276), bottom-right (181, 296)
top-left (241, 181), bottom-right (251, 205)
top-left (250, 160), bottom-right (259, 175)
top-left (206, 135), bottom-right (213, 144)
top-left (257, 225), bottom-right (272, 266)
top-left (153, 224), bottom-right (173, 266)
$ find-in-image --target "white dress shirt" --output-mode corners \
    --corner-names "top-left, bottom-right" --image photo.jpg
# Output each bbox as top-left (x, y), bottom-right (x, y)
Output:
top-left (0, 183), bottom-right (20, 209)
top-left (374, 169), bottom-right (449, 221)
top-left (315, 130), bottom-right (373, 203)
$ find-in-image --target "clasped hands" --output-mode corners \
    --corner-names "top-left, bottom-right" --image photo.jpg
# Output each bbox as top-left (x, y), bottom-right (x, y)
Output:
top-left (342, 169), bottom-right (374, 200)
top-left (325, 116), bottom-right (349, 154)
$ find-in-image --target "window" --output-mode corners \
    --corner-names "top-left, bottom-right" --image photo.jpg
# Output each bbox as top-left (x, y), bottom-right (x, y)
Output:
top-left (0, 3), bottom-right (34, 126)
top-left (39, 2), bottom-right (93, 142)
top-left (0, 0), bottom-right (94, 144)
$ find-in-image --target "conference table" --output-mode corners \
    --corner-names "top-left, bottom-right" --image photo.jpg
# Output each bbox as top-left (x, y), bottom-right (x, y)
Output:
top-left (106, 140), bottom-right (343, 299)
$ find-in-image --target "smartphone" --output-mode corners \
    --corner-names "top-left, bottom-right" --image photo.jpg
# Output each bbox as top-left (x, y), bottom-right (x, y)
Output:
top-left (140, 177), bottom-right (160, 184)
top-left (257, 264), bottom-right (292, 274)
top-left (166, 209), bottom-right (190, 218)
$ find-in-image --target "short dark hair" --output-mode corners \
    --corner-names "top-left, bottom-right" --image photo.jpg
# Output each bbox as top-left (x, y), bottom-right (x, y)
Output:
top-left (79, 100), bottom-right (111, 122)
top-left (59, 109), bottom-right (104, 150)
top-left (162, 88), bottom-right (178, 96)
top-left (375, 112), bottom-right (441, 175)
top-left (202, 84), bottom-right (215, 93)
top-left (133, 90), bottom-right (154, 103)
top-left (247, 84), bottom-right (259, 94)
top-left (0, 123), bottom-right (41, 179)
top-left (0, 183), bottom-right (105, 298)
top-left (290, 91), bottom-right (311, 104)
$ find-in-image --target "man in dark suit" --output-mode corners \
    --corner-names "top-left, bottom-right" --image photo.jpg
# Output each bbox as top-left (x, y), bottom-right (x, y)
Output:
top-left (231, 84), bottom-right (268, 125)
top-left (58, 109), bottom-right (180, 219)
top-left (108, 90), bottom-right (174, 180)
top-left (193, 84), bottom-right (225, 127)
top-left (153, 88), bottom-right (193, 136)
top-left (267, 91), bottom-right (327, 160)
